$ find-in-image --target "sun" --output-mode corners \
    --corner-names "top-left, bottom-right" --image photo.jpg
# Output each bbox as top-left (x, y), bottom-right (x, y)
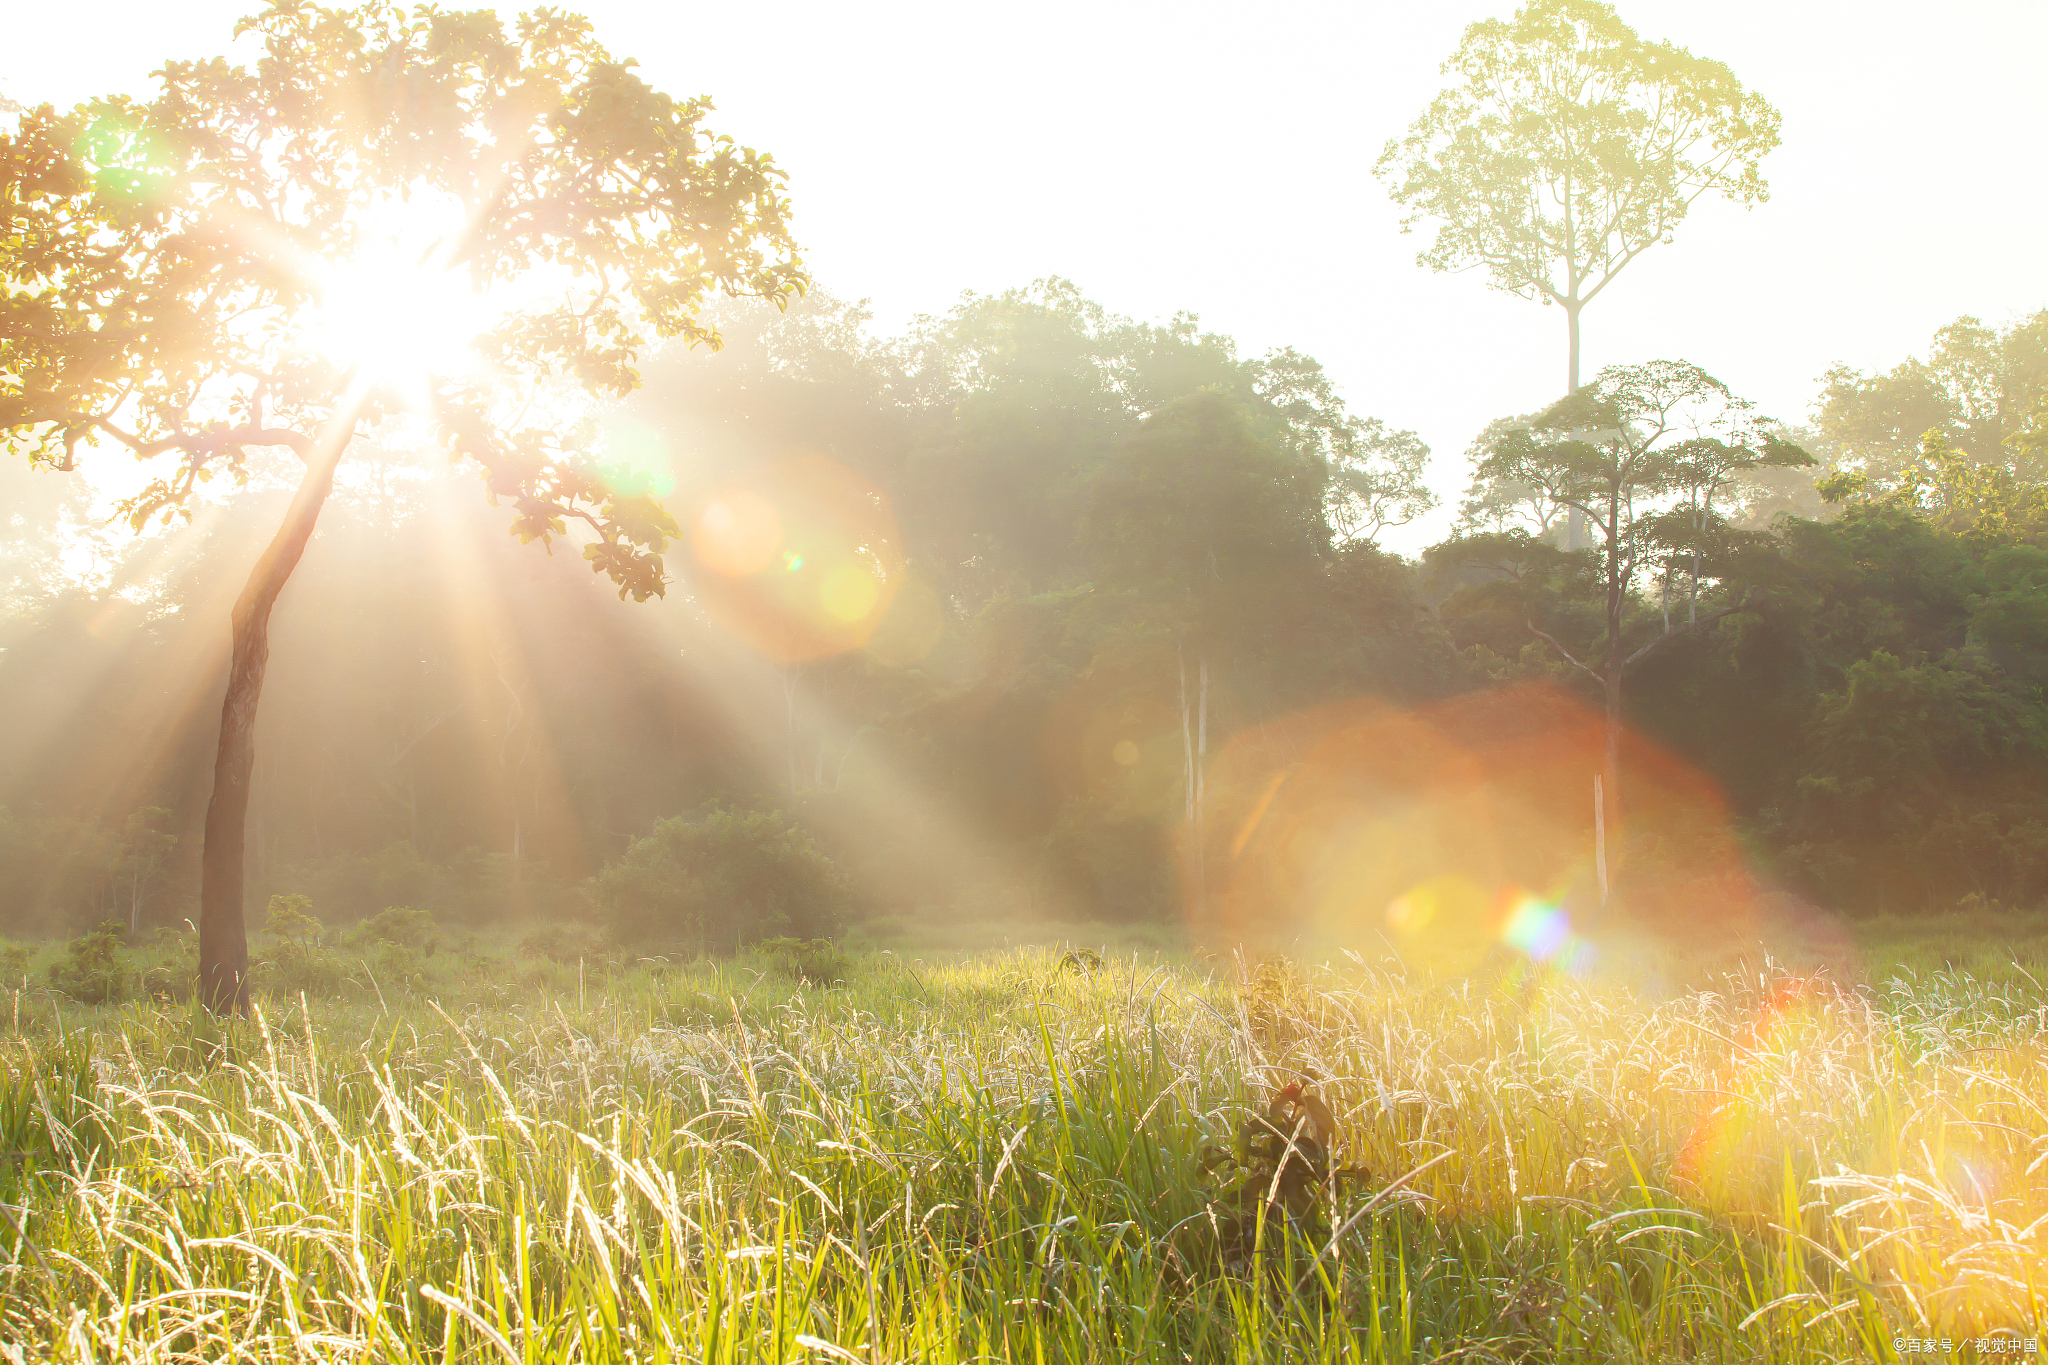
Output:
top-left (299, 201), bottom-right (497, 409)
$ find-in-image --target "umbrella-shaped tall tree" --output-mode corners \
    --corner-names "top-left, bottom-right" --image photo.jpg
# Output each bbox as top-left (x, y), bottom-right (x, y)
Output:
top-left (0, 3), bottom-right (804, 1011)
top-left (1469, 361), bottom-right (1809, 844)
top-left (1377, 0), bottom-right (1779, 398)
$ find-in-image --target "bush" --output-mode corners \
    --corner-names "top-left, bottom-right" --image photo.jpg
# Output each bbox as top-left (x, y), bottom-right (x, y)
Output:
top-left (262, 893), bottom-right (322, 946)
top-left (595, 803), bottom-right (852, 952)
top-left (518, 920), bottom-right (608, 964)
top-left (1039, 799), bottom-right (1174, 921)
top-left (253, 941), bottom-right (350, 998)
top-left (141, 925), bottom-right (197, 1001)
top-left (756, 936), bottom-right (855, 988)
top-left (350, 905), bottom-right (438, 956)
top-left (49, 922), bottom-right (129, 1005)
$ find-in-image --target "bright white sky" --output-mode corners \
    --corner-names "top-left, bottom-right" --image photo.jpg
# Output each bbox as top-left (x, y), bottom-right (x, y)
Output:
top-left (9, 1), bottom-right (2047, 552)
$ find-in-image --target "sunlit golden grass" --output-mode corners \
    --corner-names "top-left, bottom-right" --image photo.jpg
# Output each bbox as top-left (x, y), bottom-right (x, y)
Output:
top-left (2, 946), bottom-right (2044, 1361)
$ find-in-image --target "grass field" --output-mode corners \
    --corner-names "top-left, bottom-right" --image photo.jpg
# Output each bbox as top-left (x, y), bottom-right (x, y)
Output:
top-left (3, 919), bottom-right (2046, 1362)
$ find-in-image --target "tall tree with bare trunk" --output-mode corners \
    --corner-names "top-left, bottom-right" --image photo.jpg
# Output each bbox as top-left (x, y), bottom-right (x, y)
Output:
top-left (1377, 0), bottom-right (1778, 546)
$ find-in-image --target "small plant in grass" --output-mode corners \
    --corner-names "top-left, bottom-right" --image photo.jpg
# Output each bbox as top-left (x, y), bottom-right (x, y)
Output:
top-left (140, 924), bottom-right (198, 1001)
top-left (48, 922), bottom-right (129, 1005)
top-left (1194, 1077), bottom-right (1369, 1280)
top-left (1059, 947), bottom-right (1103, 973)
top-left (0, 942), bottom-right (30, 985)
top-left (755, 935), bottom-right (853, 987)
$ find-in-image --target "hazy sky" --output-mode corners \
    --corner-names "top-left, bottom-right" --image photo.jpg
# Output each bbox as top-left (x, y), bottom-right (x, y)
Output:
top-left (10, 1), bottom-right (2047, 551)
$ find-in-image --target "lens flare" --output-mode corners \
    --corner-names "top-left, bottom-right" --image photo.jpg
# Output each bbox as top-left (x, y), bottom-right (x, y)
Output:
top-left (688, 455), bottom-right (903, 662)
top-left (694, 490), bottom-right (781, 577)
top-left (1497, 891), bottom-right (1596, 974)
top-left (1203, 686), bottom-right (1762, 966)
top-left (821, 564), bottom-right (880, 623)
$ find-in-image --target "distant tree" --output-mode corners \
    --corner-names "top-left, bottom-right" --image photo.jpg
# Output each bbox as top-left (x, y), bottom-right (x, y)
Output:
top-left (1471, 361), bottom-right (1809, 838)
top-left (875, 279), bottom-right (1430, 602)
top-left (1815, 311), bottom-right (2048, 482)
top-left (1376, 0), bottom-right (1779, 397)
top-left (1818, 429), bottom-right (2048, 547)
top-left (1254, 347), bottom-right (1435, 541)
top-left (0, 4), bottom-right (803, 1011)
top-left (596, 803), bottom-right (850, 951)
top-left (1091, 392), bottom-right (1329, 918)
top-left (1456, 415), bottom-right (1571, 536)
top-left (112, 807), bottom-right (177, 935)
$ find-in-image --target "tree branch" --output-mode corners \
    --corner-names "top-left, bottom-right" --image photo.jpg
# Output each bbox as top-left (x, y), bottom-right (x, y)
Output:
top-left (1527, 621), bottom-right (1603, 682)
top-left (1623, 592), bottom-right (1756, 669)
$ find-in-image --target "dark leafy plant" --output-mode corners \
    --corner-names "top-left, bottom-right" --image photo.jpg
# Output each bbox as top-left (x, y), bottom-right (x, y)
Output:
top-left (756, 936), bottom-right (854, 988)
top-left (1194, 1078), bottom-right (1370, 1282)
top-left (48, 922), bottom-right (129, 1005)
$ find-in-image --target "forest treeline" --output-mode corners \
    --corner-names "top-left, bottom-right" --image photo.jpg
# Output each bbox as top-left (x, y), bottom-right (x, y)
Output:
top-left (3, 283), bottom-right (2044, 944)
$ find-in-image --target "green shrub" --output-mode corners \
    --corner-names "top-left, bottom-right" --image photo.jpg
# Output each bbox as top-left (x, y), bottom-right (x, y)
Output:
top-left (140, 924), bottom-right (197, 1001)
top-left (518, 920), bottom-right (608, 964)
top-left (595, 803), bottom-right (851, 952)
top-left (48, 922), bottom-right (129, 1005)
top-left (351, 905), bottom-right (438, 956)
top-left (262, 893), bottom-right (323, 946)
top-left (253, 941), bottom-right (350, 998)
top-left (363, 939), bottom-right (430, 990)
top-left (756, 936), bottom-right (855, 988)
top-left (0, 941), bottom-right (31, 984)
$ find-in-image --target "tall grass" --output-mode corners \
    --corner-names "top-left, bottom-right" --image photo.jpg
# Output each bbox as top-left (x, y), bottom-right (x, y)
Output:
top-left (0, 948), bottom-right (2042, 1361)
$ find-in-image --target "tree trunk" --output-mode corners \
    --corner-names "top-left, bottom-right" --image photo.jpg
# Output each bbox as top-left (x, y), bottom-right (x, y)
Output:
top-left (1599, 485), bottom-right (1624, 893)
top-left (1601, 662), bottom-right (1622, 855)
top-left (1194, 654), bottom-right (1209, 926)
top-left (196, 410), bottom-right (356, 1014)
top-left (1565, 299), bottom-right (1585, 551)
top-left (1178, 643), bottom-right (1210, 928)
top-left (1565, 298), bottom-right (1582, 396)
top-left (1593, 774), bottom-right (1608, 905)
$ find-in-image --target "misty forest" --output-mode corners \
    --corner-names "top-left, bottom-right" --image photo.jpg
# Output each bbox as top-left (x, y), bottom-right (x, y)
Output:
top-left (3, 1), bottom-right (2046, 1361)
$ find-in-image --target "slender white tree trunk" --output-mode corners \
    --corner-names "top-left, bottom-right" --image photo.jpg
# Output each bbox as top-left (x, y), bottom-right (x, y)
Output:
top-left (1594, 774), bottom-right (1608, 905)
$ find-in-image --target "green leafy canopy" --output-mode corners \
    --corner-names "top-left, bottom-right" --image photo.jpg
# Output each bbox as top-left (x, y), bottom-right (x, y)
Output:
top-left (0, 1), bottom-right (806, 600)
top-left (1376, 0), bottom-right (1779, 312)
